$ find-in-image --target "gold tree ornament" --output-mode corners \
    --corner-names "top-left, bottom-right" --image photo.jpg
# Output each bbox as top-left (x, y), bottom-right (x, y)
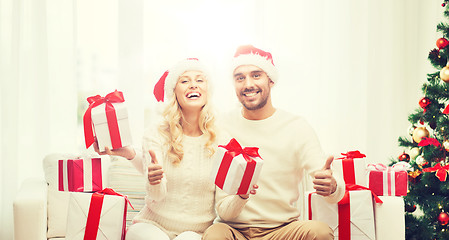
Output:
top-left (412, 127), bottom-right (430, 143)
top-left (410, 147), bottom-right (421, 159)
top-left (440, 65), bottom-right (449, 83)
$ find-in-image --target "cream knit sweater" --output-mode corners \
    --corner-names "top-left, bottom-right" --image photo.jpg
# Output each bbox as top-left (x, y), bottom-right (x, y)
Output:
top-left (129, 127), bottom-right (216, 238)
top-left (215, 108), bottom-right (345, 229)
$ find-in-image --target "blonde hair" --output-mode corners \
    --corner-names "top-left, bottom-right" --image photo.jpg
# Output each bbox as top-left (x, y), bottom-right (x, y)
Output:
top-left (158, 83), bottom-right (216, 165)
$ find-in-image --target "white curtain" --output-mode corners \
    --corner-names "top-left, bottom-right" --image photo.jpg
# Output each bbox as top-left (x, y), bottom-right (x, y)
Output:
top-left (1, 0), bottom-right (77, 239)
top-left (0, 0), bottom-right (442, 239)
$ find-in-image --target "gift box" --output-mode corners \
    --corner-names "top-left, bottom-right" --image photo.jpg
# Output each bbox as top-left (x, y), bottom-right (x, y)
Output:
top-left (307, 185), bottom-right (382, 240)
top-left (211, 138), bottom-right (263, 195)
top-left (65, 188), bottom-right (132, 240)
top-left (332, 151), bottom-right (367, 187)
top-left (83, 90), bottom-right (132, 151)
top-left (374, 196), bottom-right (405, 240)
top-left (58, 157), bottom-right (104, 192)
top-left (367, 162), bottom-right (410, 196)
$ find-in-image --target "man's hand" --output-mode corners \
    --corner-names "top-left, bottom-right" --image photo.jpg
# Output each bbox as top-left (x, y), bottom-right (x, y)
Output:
top-left (239, 184), bottom-right (258, 199)
top-left (147, 150), bottom-right (164, 185)
top-left (313, 156), bottom-right (337, 196)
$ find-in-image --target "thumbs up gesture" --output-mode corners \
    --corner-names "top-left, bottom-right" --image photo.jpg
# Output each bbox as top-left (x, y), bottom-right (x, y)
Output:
top-left (312, 156), bottom-right (337, 196)
top-left (147, 150), bottom-right (164, 185)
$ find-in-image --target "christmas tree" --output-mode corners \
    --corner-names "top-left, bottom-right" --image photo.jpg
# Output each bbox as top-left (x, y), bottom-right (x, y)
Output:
top-left (392, 2), bottom-right (449, 240)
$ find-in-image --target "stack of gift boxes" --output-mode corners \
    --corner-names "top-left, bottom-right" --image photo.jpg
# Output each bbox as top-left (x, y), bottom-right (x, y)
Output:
top-left (57, 90), bottom-right (133, 240)
top-left (208, 139), bottom-right (410, 240)
top-left (307, 151), bottom-right (410, 240)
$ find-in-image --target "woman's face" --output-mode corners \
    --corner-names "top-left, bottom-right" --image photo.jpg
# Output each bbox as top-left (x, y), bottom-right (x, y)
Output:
top-left (174, 70), bottom-right (208, 111)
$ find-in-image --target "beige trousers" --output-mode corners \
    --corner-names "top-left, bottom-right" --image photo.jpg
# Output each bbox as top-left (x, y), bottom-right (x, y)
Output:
top-left (202, 220), bottom-right (333, 240)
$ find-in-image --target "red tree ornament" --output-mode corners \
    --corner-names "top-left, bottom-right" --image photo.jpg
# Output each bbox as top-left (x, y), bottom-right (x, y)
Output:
top-left (419, 97), bottom-right (431, 112)
top-left (437, 38), bottom-right (449, 49)
top-left (398, 152), bottom-right (410, 162)
top-left (438, 212), bottom-right (449, 225)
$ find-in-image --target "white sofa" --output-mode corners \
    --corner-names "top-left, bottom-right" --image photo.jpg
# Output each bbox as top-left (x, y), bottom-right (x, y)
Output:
top-left (13, 153), bottom-right (146, 240)
top-left (13, 153), bottom-right (404, 240)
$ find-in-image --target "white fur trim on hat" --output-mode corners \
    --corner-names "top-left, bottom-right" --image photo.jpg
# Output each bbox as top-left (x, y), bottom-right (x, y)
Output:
top-left (164, 58), bottom-right (210, 101)
top-left (231, 47), bottom-right (278, 84)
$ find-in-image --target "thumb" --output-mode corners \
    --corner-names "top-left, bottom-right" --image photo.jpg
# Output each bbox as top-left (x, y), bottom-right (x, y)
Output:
top-left (322, 155), bottom-right (334, 170)
top-left (149, 150), bottom-right (159, 164)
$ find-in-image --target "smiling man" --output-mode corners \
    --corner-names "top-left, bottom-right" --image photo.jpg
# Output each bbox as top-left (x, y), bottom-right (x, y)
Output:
top-left (202, 45), bottom-right (345, 240)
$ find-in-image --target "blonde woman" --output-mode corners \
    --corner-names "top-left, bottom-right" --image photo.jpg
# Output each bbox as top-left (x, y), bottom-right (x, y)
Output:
top-left (97, 58), bottom-right (219, 240)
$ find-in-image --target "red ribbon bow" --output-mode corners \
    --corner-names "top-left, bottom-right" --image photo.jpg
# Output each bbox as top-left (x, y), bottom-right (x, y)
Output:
top-left (340, 184), bottom-right (383, 204)
top-left (422, 163), bottom-right (449, 181)
top-left (337, 150), bottom-right (366, 159)
top-left (83, 90), bottom-right (125, 149)
top-left (84, 188), bottom-right (133, 240)
top-left (215, 138), bottom-right (262, 195)
top-left (418, 137), bottom-right (441, 147)
top-left (97, 188), bottom-right (134, 209)
top-left (218, 138), bottom-right (261, 161)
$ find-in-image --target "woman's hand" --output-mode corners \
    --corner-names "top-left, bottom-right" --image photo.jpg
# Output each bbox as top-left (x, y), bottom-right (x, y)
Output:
top-left (93, 138), bottom-right (136, 160)
top-left (147, 150), bottom-right (164, 185)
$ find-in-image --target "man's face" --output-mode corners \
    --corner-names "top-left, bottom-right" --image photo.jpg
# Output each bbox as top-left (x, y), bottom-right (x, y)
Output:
top-left (233, 65), bottom-right (273, 111)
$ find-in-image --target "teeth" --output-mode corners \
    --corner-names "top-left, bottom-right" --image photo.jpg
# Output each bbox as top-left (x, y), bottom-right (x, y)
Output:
top-left (244, 92), bottom-right (257, 97)
top-left (187, 93), bottom-right (200, 98)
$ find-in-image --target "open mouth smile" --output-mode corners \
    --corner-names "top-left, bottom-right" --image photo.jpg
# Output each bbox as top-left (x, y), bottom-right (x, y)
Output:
top-left (186, 92), bottom-right (201, 99)
top-left (242, 90), bottom-right (260, 98)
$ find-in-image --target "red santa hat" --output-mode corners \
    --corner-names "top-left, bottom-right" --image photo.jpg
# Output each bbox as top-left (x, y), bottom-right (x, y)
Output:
top-left (231, 45), bottom-right (279, 84)
top-left (153, 58), bottom-right (209, 102)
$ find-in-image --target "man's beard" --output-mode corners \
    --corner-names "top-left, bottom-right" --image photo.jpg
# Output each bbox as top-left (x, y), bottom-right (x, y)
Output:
top-left (240, 90), bottom-right (269, 111)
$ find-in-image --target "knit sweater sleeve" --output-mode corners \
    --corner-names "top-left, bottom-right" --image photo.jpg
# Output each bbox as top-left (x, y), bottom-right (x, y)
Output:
top-left (130, 126), bottom-right (167, 201)
top-left (215, 188), bottom-right (249, 221)
top-left (297, 118), bottom-right (345, 203)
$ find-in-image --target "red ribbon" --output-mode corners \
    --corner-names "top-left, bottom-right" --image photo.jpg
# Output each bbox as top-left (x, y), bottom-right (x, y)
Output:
top-left (338, 184), bottom-right (382, 240)
top-left (83, 188), bottom-right (134, 240)
top-left (418, 137), bottom-right (441, 147)
top-left (443, 104), bottom-right (449, 114)
top-left (341, 159), bottom-right (356, 185)
top-left (67, 160), bottom-right (84, 192)
top-left (337, 151), bottom-right (366, 160)
top-left (336, 151), bottom-right (366, 185)
top-left (83, 90), bottom-right (125, 149)
top-left (308, 184), bottom-right (381, 240)
top-left (58, 158), bottom-right (103, 192)
top-left (215, 138), bottom-right (262, 194)
top-left (422, 163), bottom-right (449, 181)
top-left (84, 193), bottom-right (103, 240)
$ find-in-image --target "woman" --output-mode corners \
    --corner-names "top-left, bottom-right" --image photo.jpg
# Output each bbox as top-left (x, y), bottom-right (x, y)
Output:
top-left (97, 58), bottom-right (219, 240)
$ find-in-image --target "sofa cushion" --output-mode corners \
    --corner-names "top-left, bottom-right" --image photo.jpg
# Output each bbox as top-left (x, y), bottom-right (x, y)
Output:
top-left (106, 156), bottom-right (146, 226)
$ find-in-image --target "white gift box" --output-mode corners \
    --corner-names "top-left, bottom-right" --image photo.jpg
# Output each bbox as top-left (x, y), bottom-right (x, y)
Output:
top-left (66, 191), bottom-right (126, 240)
top-left (307, 190), bottom-right (376, 240)
top-left (211, 139), bottom-right (263, 195)
top-left (91, 102), bottom-right (132, 151)
top-left (332, 157), bottom-right (367, 187)
top-left (374, 196), bottom-right (405, 240)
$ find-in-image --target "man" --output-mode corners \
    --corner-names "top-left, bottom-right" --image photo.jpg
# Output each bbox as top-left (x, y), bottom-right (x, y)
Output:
top-left (203, 45), bottom-right (345, 240)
